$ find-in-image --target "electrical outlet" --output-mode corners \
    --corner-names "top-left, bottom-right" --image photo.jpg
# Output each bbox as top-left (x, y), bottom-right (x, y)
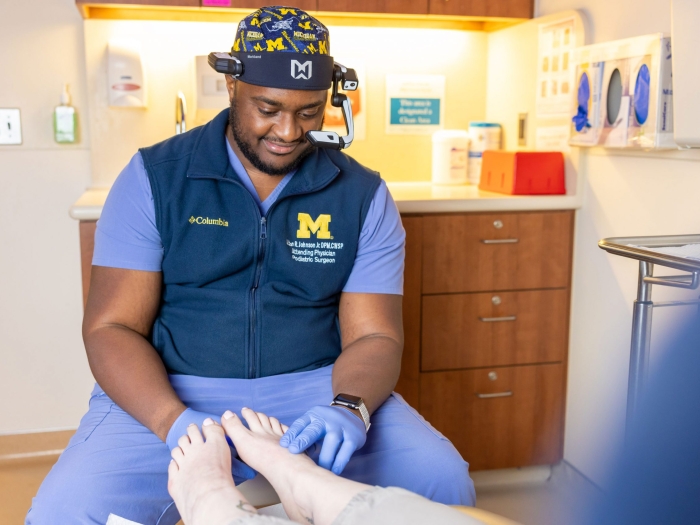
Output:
top-left (0, 108), bottom-right (22, 145)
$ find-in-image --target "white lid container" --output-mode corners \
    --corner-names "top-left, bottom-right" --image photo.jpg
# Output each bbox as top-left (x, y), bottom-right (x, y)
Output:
top-left (432, 130), bottom-right (470, 185)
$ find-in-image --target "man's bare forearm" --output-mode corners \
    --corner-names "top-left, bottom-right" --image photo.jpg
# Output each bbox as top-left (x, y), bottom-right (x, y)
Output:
top-left (84, 325), bottom-right (185, 442)
top-left (332, 334), bottom-right (402, 415)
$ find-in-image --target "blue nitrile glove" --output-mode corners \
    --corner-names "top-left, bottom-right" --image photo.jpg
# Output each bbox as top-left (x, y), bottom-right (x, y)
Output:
top-left (166, 408), bottom-right (256, 484)
top-left (280, 405), bottom-right (367, 475)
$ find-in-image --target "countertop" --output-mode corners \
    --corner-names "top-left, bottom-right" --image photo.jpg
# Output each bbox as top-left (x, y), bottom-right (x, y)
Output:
top-left (69, 182), bottom-right (582, 221)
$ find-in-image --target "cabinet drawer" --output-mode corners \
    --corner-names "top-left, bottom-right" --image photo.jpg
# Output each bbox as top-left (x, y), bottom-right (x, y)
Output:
top-left (421, 289), bottom-right (568, 371)
top-left (421, 211), bottom-right (573, 294)
top-left (420, 363), bottom-right (565, 470)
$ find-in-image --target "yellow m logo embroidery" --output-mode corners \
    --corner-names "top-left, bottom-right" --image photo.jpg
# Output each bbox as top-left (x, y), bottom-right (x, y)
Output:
top-left (266, 38), bottom-right (287, 51)
top-left (297, 213), bottom-right (331, 239)
top-left (319, 40), bottom-right (328, 54)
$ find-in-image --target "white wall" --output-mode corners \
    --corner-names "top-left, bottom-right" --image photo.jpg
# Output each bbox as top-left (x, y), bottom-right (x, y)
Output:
top-left (538, 0), bottom-right (700, 487)
top-left (0, 0), bottom-right (95, 433)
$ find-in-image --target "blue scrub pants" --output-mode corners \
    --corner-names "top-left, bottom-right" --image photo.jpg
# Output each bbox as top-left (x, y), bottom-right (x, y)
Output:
top-left (26, 365), bottom-right (475, 524)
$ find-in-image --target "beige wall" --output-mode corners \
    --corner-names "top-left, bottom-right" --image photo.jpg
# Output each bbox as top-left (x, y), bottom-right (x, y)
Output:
top-left (0, 0), bottom-right (94, 433)
top-left (537, 0), bottom-right (700, 487)
top-left (84, 20), bottom-right (488, 186)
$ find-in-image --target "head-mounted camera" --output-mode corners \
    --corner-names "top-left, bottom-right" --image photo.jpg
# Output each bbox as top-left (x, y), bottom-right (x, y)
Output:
top-left (208, 51), bottom-right (358, 150)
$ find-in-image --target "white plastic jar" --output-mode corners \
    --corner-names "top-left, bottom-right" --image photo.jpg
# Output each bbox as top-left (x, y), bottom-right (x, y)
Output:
top-left (431, 130), bottom-right (470, 185)
top-left (467, 122), bottom-right (501, 185)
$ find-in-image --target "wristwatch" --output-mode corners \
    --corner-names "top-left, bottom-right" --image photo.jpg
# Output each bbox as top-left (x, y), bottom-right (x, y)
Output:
top-left (331, 393), bottom-right (371, 431)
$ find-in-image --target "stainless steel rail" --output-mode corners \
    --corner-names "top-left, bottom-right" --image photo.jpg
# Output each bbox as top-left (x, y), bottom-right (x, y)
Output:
top-left (598, 235), bottom-right (700, 429)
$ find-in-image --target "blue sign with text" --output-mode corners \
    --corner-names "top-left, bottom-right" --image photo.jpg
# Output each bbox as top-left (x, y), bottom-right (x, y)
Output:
top-left (389, 98), bottom-right (441, 126)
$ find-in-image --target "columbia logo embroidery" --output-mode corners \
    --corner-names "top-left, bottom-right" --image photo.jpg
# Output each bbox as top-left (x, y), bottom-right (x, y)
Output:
top-left (189, 216), bottom-right (229, 227)
top-left (291, 60), bottom-right (312, 80)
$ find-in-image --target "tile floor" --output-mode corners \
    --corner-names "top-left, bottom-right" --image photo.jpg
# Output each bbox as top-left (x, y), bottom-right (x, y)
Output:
top-left (1, 457), bottom-right (600, 525)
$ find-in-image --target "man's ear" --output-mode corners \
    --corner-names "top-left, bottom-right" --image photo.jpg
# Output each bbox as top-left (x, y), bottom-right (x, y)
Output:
top-left (225, 75), bottom-right (237, 104)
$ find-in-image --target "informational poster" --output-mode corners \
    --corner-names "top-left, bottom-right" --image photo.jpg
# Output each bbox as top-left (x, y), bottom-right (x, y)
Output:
top-left (385, 74), bottom-right (445, 135)
top-left (536, 17), bottom-right (577, 118)
top-left (535, 125), bottom-right (571, 152)
top-left (324, 59), bottom-right (366, 141)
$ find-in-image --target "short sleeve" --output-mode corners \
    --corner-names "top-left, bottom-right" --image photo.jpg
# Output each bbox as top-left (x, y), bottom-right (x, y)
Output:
top-left (92, 152), bottom-right (164, 271)
top-left (343, 181), bottom-right (405, 295)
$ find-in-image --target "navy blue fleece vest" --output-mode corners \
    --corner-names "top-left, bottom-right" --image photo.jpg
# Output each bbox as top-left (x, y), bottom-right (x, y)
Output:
top-left (141, 109), bottom-right (380, 378)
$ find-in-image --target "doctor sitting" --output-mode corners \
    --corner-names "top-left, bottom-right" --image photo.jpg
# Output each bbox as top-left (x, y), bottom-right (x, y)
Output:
top-left (27, 6), bottom-right (475, 524)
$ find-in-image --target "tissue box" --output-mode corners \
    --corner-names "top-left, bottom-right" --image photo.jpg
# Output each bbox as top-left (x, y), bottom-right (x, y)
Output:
top-left (478, 151), bottom-right (565, 195)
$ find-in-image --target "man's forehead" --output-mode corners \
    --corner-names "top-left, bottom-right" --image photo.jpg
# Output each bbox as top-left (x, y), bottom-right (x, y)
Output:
top-left (240, 81), bottom-right (327, 108)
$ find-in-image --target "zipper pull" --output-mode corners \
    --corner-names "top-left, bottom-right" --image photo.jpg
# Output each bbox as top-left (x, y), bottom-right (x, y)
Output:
top-left (260, 217), bottom-right (267, 239)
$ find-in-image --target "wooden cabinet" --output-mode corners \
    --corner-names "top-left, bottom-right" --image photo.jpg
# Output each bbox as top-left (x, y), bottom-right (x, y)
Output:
top-left (201, 1), bottom-right (317, 9)
top-left (77, 0), bottom-right (199, 6)
top-left (422, 289), bottom-right (568, 371)
top-left (76, 0), bottom-right (532, 19)
top-left (395, 210), bottom-right (573, 471)
top-left (317, 0), bottom-right (428, 14)
top-left (422, 211), bottom-right (573, 294)
top-left (420, 363), bottom-right (565, 470)
top-left (428, 0), bottom-right (534, 18)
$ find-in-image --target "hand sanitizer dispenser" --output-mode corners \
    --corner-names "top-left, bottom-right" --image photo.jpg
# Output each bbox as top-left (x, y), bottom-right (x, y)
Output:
top-left (108, 40), bottom-right (147, 108)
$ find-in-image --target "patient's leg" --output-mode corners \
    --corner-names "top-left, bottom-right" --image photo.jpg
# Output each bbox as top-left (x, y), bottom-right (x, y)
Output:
top-left (168, 420), bottom-right (258, 525)
top-left (223, 408), bottom-right (368, 525)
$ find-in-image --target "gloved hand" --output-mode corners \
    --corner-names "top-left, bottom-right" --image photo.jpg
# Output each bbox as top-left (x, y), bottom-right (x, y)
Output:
top-left (280, 405), bottom-right (367, 474)
top-left (166, 408), bottom-right (256, 484)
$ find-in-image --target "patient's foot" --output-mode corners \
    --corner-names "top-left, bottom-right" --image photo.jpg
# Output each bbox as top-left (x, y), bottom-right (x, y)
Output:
top-left (168, 420), bottom-right (257, 525)
top-left (222, 408), bottom-right (366, 525)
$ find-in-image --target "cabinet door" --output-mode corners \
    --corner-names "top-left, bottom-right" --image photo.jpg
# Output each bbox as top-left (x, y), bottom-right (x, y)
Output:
top-left (422, 211), bottom-right (573, 294)
top-left (317, 0), bottom-right (427, 14)
top-left (428, 0), bottom-right (533, 18)
top-left (77, 0), bottom-right (200, 6)
top-left (420, 363), bottom-right (565, 470)
top-left (394, 216), bottom-right (422, 407)
top-left (422, 289), bottom-right (568, 370)
top-left (201, 1), bottom-right (317, 9)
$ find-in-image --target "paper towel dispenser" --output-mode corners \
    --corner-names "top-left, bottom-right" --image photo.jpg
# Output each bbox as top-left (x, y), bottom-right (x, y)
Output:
top-left (108, 40), bottom-right (147, 108)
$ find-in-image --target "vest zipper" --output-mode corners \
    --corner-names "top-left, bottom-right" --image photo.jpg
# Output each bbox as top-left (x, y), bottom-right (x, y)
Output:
top-left (249, 216), bottom-right (267, 378)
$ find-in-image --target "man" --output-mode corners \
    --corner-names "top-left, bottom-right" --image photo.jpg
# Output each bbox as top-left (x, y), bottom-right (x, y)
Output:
top-left (27, 7), bottom-right (475, 524)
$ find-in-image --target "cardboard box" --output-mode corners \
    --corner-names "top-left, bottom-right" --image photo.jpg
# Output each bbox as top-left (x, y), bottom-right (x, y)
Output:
top-left (478, 151), bottom-right (565, 195)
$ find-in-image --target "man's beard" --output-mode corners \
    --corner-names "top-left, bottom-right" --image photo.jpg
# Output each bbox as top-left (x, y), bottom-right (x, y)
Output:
top-left (228, 102), bottom-right (315, 176)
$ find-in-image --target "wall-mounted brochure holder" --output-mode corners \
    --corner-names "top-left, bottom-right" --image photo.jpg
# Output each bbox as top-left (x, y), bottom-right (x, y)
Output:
top-left (570, 34), bottom-right (674, 149)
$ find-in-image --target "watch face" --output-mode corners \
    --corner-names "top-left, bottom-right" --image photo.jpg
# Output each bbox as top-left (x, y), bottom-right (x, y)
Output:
top-left (336, 394), bottom-right (362, 406)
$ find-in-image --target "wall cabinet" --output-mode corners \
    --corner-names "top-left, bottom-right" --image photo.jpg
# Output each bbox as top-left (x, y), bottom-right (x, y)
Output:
top-left (316, 0), bottom-right (428, 14)
top-left (428, 0), bottom-right (533, 18)
top-left (395, 210), bottom-right (573, 471)
top-left (75, 0), bottom-right (532, 19)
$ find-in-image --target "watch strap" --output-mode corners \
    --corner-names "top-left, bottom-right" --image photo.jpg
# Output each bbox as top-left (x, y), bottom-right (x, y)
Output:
top-left (331, 394), bottom-right (371, 431)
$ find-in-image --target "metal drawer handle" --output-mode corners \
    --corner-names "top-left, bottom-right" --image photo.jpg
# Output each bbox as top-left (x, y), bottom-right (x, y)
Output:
top-left (481, 239), bottom-right (519, 244)
top-left (476, 391), bottom-right (513, 399)
top-left (479, 316), bottom-right (517, 322)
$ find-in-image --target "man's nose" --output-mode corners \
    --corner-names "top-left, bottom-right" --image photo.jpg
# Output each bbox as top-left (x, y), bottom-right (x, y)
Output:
top-left (273, 113), bottom-right (303, 143)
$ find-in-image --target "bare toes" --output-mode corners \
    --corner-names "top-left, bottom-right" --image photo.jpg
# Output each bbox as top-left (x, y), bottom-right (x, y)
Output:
top-left (168, 458), bottom-right (179, 476)
top-left (240, 407), bottom-right (263, 432)
top-left (269, 417), bottom-right (284, 437)
top-left (171, 446), bottom-right (184, 464)
top-left (201, 418), bottom-right (226, 442)
top-left (256, 411), bottom-right (273, 432)
top-left (178, 434), bottom-right (192, 453)
top-left (221, 411), bottom-right (248, 442)
top-left (186, 423), bottom-right (204, 445)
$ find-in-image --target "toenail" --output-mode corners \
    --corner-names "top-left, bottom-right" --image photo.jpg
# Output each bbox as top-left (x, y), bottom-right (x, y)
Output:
top-left (223, 410), bottom-right (234, 419)
top-left (203, 418), bottom-right (214, 426)
top-left (188, 423), bottom-right (197, 427)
